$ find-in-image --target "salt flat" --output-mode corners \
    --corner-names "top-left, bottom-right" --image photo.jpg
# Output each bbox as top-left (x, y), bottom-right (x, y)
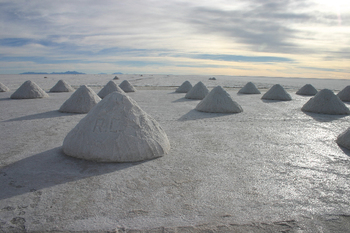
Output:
top-left (0, 74), bottom-right (350, 232)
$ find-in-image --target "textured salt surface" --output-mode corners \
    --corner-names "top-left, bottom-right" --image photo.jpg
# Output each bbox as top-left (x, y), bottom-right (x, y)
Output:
top-left (337, 127), bottom-right (350, 150)
top-left (196, 86), bottom-right (243, 113)
top-left (238, 82), bottom-right (261, 94)
top-left (296, 84), bottom-right (318, 96)
top-left (49, 80), bottom-right (75, 92)
top-left (119, 80), bottom-right (136, 92)
top-left (175, 81), bottom-right (192, 93)
top-left (63, 92), bottom-right (170, 162)
top-left (337, 85), bottom-right (350, 102)
top-left (10, 80), bottom-right (49, 99)
top-left (0, 82), bottom-right (10, 92)
top-left (261, 84), bottom-right (292, 101)
top-left (97, 80), bottom-right (125, 98)
top-left (302, 89), bottom-right (350, 115)
top-left (59, 85), bottom-right (101, 113)
top-left (185, 81), bottom-right (209, 100)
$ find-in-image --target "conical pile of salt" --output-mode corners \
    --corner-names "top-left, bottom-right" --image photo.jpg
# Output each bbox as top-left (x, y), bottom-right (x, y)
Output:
top-left (10, 80), bottom-right (49, 99)
top-left (337, 86), bottom-right (350, 102)
top-left (98, 80), bottom-right (125, 98)
top-left (336, 127), bottom-right (350, 150)
top-left (175, 81), bottom-right (192, 93)
top-left (62, 92), bottom-right (170, 162)
top-left (185, 81), bottom-right (209, 100)
top-left (113, 76), bottom-right (119, 80)
top-left (119, 80), bottom-right (136, 92)
top-left (50, 80), bottom-right (75, 92)
top-left (296, 84), bottom-right (317, 96)
top-left (0, 82), bottom-right (10, 92)
top-left (301, 89), bottom-right (350, 115)
top-left (59, 85), bottom-right (101, 113)
top-left (261, 84), bottom-right (292, 101)
top-left (238, 82), bottom-right (260, 94)
top-left (196, 86), bottom-right (243, 113)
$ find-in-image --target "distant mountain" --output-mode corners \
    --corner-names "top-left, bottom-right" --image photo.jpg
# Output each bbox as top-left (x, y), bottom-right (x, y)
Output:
top-left (20, 71), bottom-right (85, 75)
top-left (113, 72), bottom-right (123, 74)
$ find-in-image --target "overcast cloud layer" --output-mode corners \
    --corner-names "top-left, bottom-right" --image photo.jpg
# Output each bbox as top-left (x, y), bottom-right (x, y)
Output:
top-left (0, 0), bottom-right (349, 78)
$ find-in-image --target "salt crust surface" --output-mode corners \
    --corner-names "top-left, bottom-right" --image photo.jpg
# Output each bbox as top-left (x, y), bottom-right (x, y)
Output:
top-left (337, 85), bottom-right (350, 102)
top-left (337, 127), bottom-right (350, 150)
top-left (296, 84), bottom-right (318, 96)
top-left (119, 80), bottom-right (136, 92)
top-left (175, 81), bottom-right (192, 93)
top-left (261, 84), bottom-right (292, 101)
top-left (238, 82), bottom-right (261, 94)
top-left (0, 82), bottom-right (10, 92)
top-left (97, 80), bottom-right (125, 98)
top-left (196, 86), bottom-right (243, 113)
top-left (1, 74), bottom-right (350, 232)
top-left (302, 89), bottom-right (350, 115)
top-left (185, 81), bottom-right (209, 100)
top-left (10, 80), bottom-right (49, 99)
top-left (49, 80), bottom-right (75, 92)
top-left (63, 91), bottom-right (170, 162)
top-left (59, 85), bottom-right (101, 113)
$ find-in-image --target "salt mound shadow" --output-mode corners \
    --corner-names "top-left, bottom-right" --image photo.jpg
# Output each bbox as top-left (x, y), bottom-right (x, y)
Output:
top-left (196, 86), bottom-right (243, 113)
top-left (62, 91), bottom-right (170, 162)
top-left (302, 89), bottom-right (350, 115)
top-left (11, 80), bottom-right (49, 99)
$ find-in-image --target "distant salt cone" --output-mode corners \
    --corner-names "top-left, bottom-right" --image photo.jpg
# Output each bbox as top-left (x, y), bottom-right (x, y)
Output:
top-left (196, 86), bottom-right (243, 113)
top-left (59, 85), bottom-right (101, 113)
top-left (337, 85), bottom-right (350, 102)
top-left (301, 89), bottom-right (350, 115)
top-left (336, 127), bottom-right (350, 150)
top-left (296, 84), bottom-right (317, 96)
top-left (62, 91), bottom-right (170, 162)
top-left (175, 81), bottom-right (192, 93)
top-left (119, 80), bottom-right (136, 92)
top-left (10, 80), bottom-right (49, 99)
top-left (261, 84), bottom-right (292, 101)
top-left (185, 81), bottom-right (209, 100)
top-left (238, 82), bottom-right (260, 94)
top-left (0, 82), bottom-right (10, 92)
top-left (50, 80), bottom-right (75, 92)
top-left (98, 80), bottom-right (125, 98)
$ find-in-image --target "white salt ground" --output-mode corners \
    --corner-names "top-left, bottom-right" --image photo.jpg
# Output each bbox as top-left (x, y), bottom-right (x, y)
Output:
top-left (97, 80), bottom-right (125, 98)
top-left (10, 80), bottom-right (49, 99)
top-left (59, 85), bottom-right (101, 113)
top-left (196, 86), bottom-right (243, 113)
top-left (0, 82), bottom-right (10, 92)
top-left (238, 82), bottom-right (261, 94)
top-left (185, 81), bottom-right (209, 100)
top-left (337, 85), bottom-right (350, 102)
top-left (63, 91), bottom-right (170, 162)
top-left (49, 80), bottom-right (75, 92)
top-left (296, 84), bottom-right (318, 96)
top-left (261, 84), bottom-right (292, 101)
top-left (175, 81), bottom-right (192, 93)
top-left (302, 89), bottom-right (350, 115)
top-left (119, 80), bottom-right (136, 92)
top-left (1, 74), bottom-right (350, 232)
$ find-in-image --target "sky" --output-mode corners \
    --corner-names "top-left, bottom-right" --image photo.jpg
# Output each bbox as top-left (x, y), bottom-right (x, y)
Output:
top-left (0, 0), bottom-right (349, 79)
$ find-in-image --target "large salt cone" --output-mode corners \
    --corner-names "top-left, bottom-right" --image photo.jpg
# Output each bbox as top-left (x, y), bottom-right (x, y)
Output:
top-left (176, 81), bottom-right (192, 93)
top-left (119, 80), bottom-right (136, 92)
top-left (337, 127), bottom-right (350, 150)
top-left (185, 81), bottom-right (209, 100)
top-left (337, 85), bottom-right (350, 102)
top-left (261, 84), bottom-right (291, 101)
top-left (62, 91), bottom-right (170, 162)
top-left (98, 80), bottom-right (125, 98)
top-left (11, 80), bottom-right (49, 99)
top-left (296, 84), bottom-right (317, 96)
top-left (238, 82), bottom-right (260, 94)
top-left (50, 80), bottom-right (75, 92)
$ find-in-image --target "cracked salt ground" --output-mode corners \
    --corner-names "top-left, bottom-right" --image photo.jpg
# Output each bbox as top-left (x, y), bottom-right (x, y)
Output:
top-left (1, 74), bottom-right (350, 232)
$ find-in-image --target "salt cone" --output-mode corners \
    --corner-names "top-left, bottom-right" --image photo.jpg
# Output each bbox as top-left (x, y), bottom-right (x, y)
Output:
top-left (62, 91), bottom-right (170, 162)
top-left (175, 81), bottom-right (192, 93)
top-left (196, 86), bottom-right (243, 113)
top-left (296, 84), bottom-right (317, 96)
top-left (185, 81), bottom-right (209, 100)
top-left (59, 85), bottom-right (101, 113)
top-left (0, 82), bottom-right (10, 92)
top-left (50, 80), bottom-right (75, 92)
top-left (119, 80), bottom-right (136, 92)
top-left (336, 127), bottom-right (350, 150)
top-left (238, 82), bottom-right (260, 94)
top-left (301, 89), bottom-right (350, 115)
top-left (10, 80), bottom-right (49, 99)
top-left (98, 81), bottom-right (125, 98)
top-left (261, 84), bottom-right (291, 101)
top-left (337, 86), bottom-right (350, 102)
